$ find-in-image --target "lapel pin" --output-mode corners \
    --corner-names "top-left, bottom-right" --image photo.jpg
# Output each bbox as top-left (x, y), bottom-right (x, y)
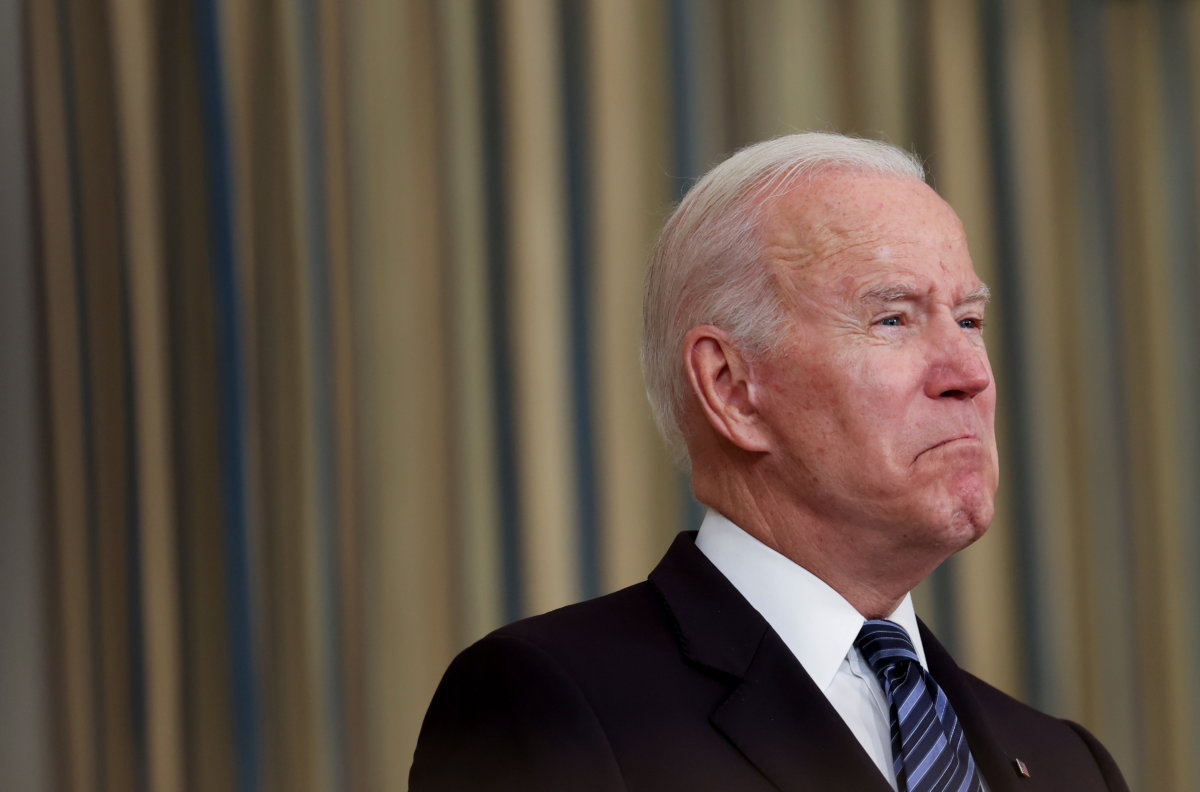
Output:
top-left (1013, 758), bottom-right (1031, 778)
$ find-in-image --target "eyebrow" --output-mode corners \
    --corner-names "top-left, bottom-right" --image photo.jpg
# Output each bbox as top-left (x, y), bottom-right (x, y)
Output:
top-left (861, 283), bottom-right (918, 303)
top-left (859, 282), bottom-right (991, 306)
top-left (961, 284), bottom-right (991, 305)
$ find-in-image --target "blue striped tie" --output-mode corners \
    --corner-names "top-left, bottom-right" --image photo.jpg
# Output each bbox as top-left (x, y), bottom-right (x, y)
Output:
top-left (855, 620), bottom-right (983, 792)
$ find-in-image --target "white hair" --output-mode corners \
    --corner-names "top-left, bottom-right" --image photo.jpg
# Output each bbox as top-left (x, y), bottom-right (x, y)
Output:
top-left (641, 132), bottom-right (926, 463)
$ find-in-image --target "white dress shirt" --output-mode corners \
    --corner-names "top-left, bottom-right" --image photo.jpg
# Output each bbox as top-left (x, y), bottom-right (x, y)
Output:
top-left (695, 509), bottom-right (924, 791)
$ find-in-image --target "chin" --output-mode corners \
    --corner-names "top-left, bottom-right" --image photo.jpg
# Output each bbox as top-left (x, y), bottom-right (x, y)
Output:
top-left (952, 509), bottom-right (991, 545)
top-left (905, 486), bottom-right (993, 551)
top-left (946, 468), bottom-right (997, 540)
top-left (940, 497), bottom-right (993, 549)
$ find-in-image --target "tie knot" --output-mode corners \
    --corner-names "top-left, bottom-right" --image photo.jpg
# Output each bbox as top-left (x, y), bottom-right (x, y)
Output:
top-left (855, 619), bottom-right (920, 680)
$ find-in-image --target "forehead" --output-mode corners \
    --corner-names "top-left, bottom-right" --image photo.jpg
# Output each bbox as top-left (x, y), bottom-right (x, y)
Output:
top-left (760, 171), bottom-right (981, 299)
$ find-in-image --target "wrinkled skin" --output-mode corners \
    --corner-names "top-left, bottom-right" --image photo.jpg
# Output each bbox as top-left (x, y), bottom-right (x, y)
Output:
top-left (688, 171), bottom-right (999, 616)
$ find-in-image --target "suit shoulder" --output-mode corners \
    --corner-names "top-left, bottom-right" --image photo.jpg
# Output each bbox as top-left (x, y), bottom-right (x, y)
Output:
top-left (410, 583), bottom-right (670, 790)
top-left (956, 671), bottom-right (1130, 791)
top-left (958, 669), bottom-right (1086, 738)
top-left (430, 580), bottom-right (678, 714)
top-left (487, 580), bottom-right (671, 658)
top-left (410, 594), bottom-right (643, 790)
top-left (957, 670), bottom-right (1062, 725)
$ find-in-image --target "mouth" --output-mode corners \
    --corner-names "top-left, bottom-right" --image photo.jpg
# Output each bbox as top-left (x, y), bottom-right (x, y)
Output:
top-left (915, 434), bottom-right (978, 460)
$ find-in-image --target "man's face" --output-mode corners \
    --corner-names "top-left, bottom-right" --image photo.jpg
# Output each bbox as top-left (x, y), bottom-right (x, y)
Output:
top-left (754, 171), bottom-right (998, 554)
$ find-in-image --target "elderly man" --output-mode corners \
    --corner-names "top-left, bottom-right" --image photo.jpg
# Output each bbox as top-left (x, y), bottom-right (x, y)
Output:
top-left (409, 133), bottom-right (1129, 791)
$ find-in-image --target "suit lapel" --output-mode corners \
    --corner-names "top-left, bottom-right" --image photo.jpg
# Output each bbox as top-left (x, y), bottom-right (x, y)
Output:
top-left (919, 621), bottom-right (1022, 792)
top-left (650, 533), bottom-right (893, 792)
top-left (710, 628), bottom-right (895, 792)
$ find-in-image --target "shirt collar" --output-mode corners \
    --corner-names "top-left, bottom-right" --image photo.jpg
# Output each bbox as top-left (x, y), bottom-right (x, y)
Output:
top-left (694, 509), bottom-right (927, 692)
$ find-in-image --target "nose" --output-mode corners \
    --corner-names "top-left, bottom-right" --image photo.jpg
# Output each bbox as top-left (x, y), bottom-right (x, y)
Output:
top-left (923, 320), bottom-right (992, 400)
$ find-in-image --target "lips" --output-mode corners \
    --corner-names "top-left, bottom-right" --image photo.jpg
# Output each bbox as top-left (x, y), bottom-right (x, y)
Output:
top-left (915, 434), bottom-right (978, 460)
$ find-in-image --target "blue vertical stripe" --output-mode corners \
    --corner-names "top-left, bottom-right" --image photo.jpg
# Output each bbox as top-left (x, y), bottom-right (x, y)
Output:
top-left (1155, 0), bottom-right (1200, 748)
top-left (979, 0), bottom-right (1043, 706)
top-left (559, 1), bottom-right (601, 599)
top-left (1066, 0), bottom-right (1143, 758)
top-left (477, 0), bottom-right (524, 622)
top-left (192, 2), bottom-right (261, 791)
top-left (295, 0), bottom-right (346, 789)
top-left (1066, 3), bottom-right (1134, 561)
top-left (668, 0), bottom-right (699, 202)
top-left (667, 0), bottom-right (707, 533)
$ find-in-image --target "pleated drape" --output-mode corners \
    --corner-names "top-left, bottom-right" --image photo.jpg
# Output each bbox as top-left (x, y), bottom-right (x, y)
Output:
top-left (15, 1), bottom-right (1200, 791)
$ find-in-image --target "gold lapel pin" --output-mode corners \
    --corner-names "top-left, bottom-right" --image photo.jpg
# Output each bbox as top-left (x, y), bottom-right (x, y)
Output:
top-left (1012, 758), bottom-right (1031, 778)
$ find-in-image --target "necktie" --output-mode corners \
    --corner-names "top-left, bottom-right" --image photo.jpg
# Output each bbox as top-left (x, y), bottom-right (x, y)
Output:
top-left (855, 620), bottom-right (982, 792)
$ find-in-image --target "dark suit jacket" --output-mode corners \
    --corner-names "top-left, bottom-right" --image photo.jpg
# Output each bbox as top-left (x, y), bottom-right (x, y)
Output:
top-left (410, 532), bottom-right (1129, 791)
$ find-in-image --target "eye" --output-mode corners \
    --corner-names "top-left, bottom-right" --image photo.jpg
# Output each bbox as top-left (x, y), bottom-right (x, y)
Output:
top-left (958, 317), bottom-right (985, 330)
top-left (878, 315), bottom-right (903, 327)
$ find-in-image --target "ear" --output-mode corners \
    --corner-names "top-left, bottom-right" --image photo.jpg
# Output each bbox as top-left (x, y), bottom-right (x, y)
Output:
top-left (682, 325), bottom-right (771, 453)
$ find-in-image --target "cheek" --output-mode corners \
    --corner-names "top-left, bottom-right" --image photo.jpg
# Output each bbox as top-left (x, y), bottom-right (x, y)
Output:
top-left (840, 355), bottom-right (920, 421)
top-left (983, 383), bottom-right (999, 419)
top-left (762, 346), bottom-right (922, 450)
top-left (762, 361), bottom-right (852, 455)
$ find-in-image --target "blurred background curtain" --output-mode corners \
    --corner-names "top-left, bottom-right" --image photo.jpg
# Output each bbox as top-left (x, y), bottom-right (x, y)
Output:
top-left (6, 0), bottom-right (1200, 790)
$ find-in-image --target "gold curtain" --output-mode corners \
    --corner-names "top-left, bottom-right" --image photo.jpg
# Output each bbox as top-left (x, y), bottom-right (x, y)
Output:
top-left (17, 1), bottom-right (1200, 790)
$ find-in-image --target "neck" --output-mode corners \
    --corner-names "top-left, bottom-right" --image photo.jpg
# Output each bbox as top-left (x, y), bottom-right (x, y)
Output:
top-left (694, 468), bottom-right (937, 620)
